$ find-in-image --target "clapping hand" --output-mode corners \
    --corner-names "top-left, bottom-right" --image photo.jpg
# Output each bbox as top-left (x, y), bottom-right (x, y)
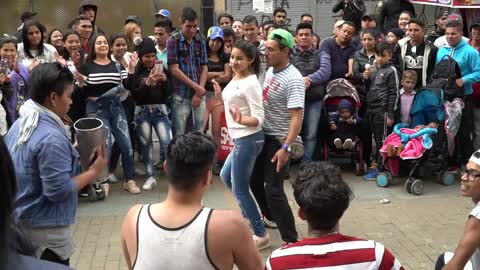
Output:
top-left (128, 52), bottom-right (139, 74)
top-left (229, 105), bottom-right (242, 124)
top-left (211, 79), bottom-right (222, 99)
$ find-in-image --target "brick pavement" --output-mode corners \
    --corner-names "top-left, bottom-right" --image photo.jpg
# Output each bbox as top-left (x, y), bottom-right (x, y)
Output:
top-left (71, 165), bottom-right (472, 270)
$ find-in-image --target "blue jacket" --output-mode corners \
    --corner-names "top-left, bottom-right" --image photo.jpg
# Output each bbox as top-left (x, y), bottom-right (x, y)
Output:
top-left (5, 114), bottom-right (79, 228)
top-left (436, 39), bottom-right (480, 95)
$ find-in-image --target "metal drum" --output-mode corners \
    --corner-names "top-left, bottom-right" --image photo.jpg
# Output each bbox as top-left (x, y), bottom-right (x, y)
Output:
top-left (74, 118), bottom-right (108, 180)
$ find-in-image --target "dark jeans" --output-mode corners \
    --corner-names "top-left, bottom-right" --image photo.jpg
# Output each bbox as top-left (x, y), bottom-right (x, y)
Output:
top-left (365, 110), bottom-right (391, 165)
top-left (455, 97), bottom-right (474, 165)
top-left (40, 248), bottom-right (69, 266)
top-left (110, 96), bottom-right (136, 172)
top-left (249, 135), bottom-right (298, 243)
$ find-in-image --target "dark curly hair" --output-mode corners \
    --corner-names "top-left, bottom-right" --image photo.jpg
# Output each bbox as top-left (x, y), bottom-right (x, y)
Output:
top-left (293, 161), bottom-right (353, 231)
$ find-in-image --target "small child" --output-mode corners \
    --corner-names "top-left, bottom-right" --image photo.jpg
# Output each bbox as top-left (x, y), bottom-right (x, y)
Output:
top-left (399, 70), bottom-right (417, 125)
top-left (329, 99), bottom-right (362, 150)
top-left (363, 42), bottom-right (401, 180)
top-left (386, 28), bottom-right (405, 47)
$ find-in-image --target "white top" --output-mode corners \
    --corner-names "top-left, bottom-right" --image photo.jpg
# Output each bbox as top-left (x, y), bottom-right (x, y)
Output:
top-left (17, 43), bottom-right (57, 68)
top-left (0, 91), bottom-right (7, 136)
top-left (222, 75), bottom-right (264, 139)
top-left (469, 202), bottom-right (480, 269)
top-left (133, 205), bottom-right (217, 270)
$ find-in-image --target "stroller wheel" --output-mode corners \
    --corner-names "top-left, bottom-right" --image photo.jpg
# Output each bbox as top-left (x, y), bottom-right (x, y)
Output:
top-left (438, 171), bottom-right (457, 186)
top-left (87, 185), bottom-right (98, 202)
top-left (411, 179), bottom-right (424, 195)
top-left (405, 178), bottom-right (414, 193)
top-left (376, 172), bottom-right (392, 188)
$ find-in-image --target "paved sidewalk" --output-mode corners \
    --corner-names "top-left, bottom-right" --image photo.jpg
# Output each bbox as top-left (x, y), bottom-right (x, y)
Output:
top-left (71, 165), bottom-right (471, 270)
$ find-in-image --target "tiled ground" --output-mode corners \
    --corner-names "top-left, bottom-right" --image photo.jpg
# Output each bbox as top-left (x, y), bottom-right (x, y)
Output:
top-left (71, 164), bottom-right (471, 270)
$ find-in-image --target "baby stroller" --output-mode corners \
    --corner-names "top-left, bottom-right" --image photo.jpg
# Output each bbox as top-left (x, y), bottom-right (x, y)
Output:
top-left (322, 79), bottom-right (366, 175)
top-left (375, 87), bottom-right (460, 195)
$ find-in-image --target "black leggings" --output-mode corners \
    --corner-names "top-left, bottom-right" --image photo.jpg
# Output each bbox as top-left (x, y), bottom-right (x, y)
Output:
top-left (40, 248), bottom-right (69, 266)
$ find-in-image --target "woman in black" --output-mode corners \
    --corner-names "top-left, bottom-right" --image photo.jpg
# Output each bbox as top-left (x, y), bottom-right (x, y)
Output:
top-left (203, 26), bottom-right (232, 173)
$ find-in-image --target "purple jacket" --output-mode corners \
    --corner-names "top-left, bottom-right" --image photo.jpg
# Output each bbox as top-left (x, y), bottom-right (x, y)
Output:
top-left (3, 64), bottom-right (30, 124)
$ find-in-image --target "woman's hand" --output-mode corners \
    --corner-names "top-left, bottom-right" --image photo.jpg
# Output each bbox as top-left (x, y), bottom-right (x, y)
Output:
top-left (71, 52), bottom-right (81, 65)
top-left (128, 52), bottom-right (139, 74)
top-left (146, 68), bottom-right (163, 86)
top-left (74, 70), bottom-right (87, 87)
top-left (0, 73), bottom-right (6, 85)
top-left (229, 104), bottom-right (242, 124)
top-left (212, 79), bottom-right (222, 99)
top-left (29, 58), bottom-right (40, 73)
top-left (159, 72), bottom-right (167, 82)
top-left (89, 144), bottom-right (108, 178)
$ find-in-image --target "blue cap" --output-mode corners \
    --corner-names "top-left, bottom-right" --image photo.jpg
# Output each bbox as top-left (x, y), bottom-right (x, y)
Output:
top-left (208, 26), bottom-right (224, 40)
top-left (155, 9), bottom-right (171, 18)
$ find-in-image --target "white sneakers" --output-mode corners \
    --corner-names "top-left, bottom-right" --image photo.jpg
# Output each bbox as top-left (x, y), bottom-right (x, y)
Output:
top-left (123, 180), bottom-right (141, 194)
top-left (143, 177), bottom-right (158, 191)
top-left (343, 139), bottom-right (354, 149)
top-left (108, 173), bottom-right (119, 183)
top-left (253, 232), bottom-right (270, 250)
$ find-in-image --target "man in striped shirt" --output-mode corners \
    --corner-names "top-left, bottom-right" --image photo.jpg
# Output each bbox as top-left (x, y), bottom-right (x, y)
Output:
top-left (265, 161), bottom-right (404, 270)
top-left (250, 29), bottom-right (305, 244)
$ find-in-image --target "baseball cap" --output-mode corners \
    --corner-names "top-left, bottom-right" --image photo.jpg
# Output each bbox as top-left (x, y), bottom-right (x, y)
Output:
top-left (471, 19), bottom-right (480, 31)
top-left (155, 9), bottom-right (172, 18)
top-left (208, 26), bottom-right (224, 40)
top-left (268, 29), bottom-right (295, 49)
top-left (20, 11), bottom-right (37, 22)
top-left (361, 12), bottom-right (375, 21)
top-left (447, 13), bottom-right (463, 23)
top-left (436, 11), bottom-right (449, 20)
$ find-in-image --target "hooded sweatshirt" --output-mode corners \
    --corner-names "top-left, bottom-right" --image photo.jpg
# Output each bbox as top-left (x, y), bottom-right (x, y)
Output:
top-left (436, 38), bottom-right (480, 96)
top-left (78, 0), bottom-right (103, 35)
top-left (329, 99), bottom-right (362, 125)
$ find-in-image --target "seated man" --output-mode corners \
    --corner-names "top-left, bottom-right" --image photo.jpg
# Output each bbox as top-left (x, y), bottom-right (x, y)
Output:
top-left (265, 161), bottom-right (404, 270)
top-left (120, 132), bottom-right (262, 270)
top-left (435, 150), bottom-right (480, 270)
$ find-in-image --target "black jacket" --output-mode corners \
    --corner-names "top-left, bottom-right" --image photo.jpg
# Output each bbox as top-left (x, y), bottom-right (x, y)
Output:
top-left (352, 48), bottom-right (376, 102)
top-left (377, 0), bottom-right (416, 34)
top-left (332, 0), bottom-right (365, 31)
top-left (366, 63), bottom-right (400, 119)
top-left (129, 67), bottom-right (172, 106)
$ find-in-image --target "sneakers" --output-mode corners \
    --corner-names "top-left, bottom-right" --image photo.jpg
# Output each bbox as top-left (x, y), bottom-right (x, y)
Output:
top-left (108, 173), bottom-right (118, 183)
top-left (143, 177), bottom-right (158, 191)
top-left (343, 139), bottom-right (354, 150)
top-left (262, 216), bottom-right (278, 229)
top-left (334, 138), bottom-right (342, 149)
top-left (363, 168), bottom-right (379, 181)
top-left (123, 180), bottom-right (141, 194)
top-left (253, 232), bottom-right (270, 250)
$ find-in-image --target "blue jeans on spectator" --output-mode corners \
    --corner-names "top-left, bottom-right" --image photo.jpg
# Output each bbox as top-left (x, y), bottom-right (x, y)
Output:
top-left (171, 94), bottom-right (206, 137)
top-left (86, 96), bottom-right (134, 180)
top-left (302, 99), bottom-right (322, 161)
top-left (220, 131), bottom-right (266, 237)
top-left (135, 104), bottom-right (172, 177)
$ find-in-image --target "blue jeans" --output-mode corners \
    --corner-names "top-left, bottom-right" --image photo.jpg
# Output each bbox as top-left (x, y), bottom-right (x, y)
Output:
top-left (86, 96), bottom-right (134, 180)
top-left (220, 131), bottom-right (266, 237)
top-left (302, 99), bottom-right (322, 161)
top-left (135, 105), bottom-right (172, 177)
top-left (171, 94), bottom-right (206, 137)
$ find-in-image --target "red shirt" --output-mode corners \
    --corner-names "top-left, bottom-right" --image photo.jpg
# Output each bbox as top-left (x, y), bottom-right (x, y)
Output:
top-left (468, 39), bottom-right (480, 98)
top-left (265, 234), bottom-right (404, 270)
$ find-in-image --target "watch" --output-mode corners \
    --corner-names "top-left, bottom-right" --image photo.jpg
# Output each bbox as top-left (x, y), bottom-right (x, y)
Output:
top-left (281, 144), bottom-right (292, 153)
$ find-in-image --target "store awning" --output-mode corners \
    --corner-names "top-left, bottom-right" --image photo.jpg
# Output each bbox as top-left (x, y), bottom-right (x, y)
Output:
top-left (410, 0), bottom-right (480, 8)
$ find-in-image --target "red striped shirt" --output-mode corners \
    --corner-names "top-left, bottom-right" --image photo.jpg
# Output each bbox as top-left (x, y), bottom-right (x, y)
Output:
top-left (265, 234), bottom-right (404, 270)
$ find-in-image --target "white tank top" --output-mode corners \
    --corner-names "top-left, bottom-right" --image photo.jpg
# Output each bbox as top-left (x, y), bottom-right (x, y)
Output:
top-left (133, 205), bottom-right (218, 270)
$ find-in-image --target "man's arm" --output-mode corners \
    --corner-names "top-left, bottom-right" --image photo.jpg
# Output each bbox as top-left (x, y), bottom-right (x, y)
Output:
top-left (332, 0), bottom-right (345, 13)
top-left (307, 51), bottom-right (331, 86)
top-left (443, 217), bottom-right (480, 270)
top-left (231, 215), bottom-right (263, 270)
top-left (199, 64), bottom-right (208, 89)
top-left (120, 205), bottom-right (143, 270)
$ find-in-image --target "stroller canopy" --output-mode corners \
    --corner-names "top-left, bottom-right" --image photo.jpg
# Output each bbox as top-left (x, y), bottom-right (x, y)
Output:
top-left (324, 79), bottom-right (361, 107)
top-left (410, 87), bottom-right (445, 128)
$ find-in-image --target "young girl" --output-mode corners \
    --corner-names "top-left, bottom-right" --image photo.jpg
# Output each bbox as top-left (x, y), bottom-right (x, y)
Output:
top-left (17, 21), bottom-right (58, 68)
top-left (62, 31), bottom-right (86, 126)
top-left (129, 38), bottom-right (172, 191)
top-left (122, 22), bottom-right (142, 65)
top-left (204, 26), bottom-right (232, 173)
top-left (0, 37), bottom-right (30, 127)
top-left (232, 20), bottom-right (244, 40)
top-left (398, 11), bottom-right (413, 32)
top-left (214, 39), bottom-right (268, 249)
top-left (47, 29), bottom-right (64, 56)
top-left (77, 34), bottom-right (139, 194)
top-left (108, 33), bottom-right (138, 183)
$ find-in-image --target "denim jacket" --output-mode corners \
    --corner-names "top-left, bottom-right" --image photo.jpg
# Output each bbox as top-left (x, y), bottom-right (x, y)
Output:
top-left (5, 114), bottom-right (79, 228)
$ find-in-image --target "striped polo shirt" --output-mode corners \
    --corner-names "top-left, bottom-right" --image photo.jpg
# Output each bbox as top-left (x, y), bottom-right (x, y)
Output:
top-left (262, 63), bottom-right (305, 137)
top-left (265, 234), bottom-right (404, 270)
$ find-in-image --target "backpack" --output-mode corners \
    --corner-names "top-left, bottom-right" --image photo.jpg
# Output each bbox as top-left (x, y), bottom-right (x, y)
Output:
top-left (428, 54), bottom-right (463, 99)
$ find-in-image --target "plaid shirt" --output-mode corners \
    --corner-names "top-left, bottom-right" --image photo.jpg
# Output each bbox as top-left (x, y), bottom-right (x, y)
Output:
top-left (167, 31), bottom-right (208, 99)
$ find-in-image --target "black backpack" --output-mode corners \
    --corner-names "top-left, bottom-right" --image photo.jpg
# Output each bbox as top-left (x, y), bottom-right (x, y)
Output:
top-left (428, 54), bottom-right (463, 99)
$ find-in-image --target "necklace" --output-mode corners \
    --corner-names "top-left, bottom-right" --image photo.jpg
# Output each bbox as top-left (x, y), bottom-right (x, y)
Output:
top-left (310, 231), bottom-right (339, 238)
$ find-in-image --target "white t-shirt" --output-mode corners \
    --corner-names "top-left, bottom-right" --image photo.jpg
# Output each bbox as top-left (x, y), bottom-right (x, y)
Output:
top-left (17, 43), bottom-right (57, 68)
top-left (469, 203), bottom-right (480, 269)
top-left (222, 75), bottom-right (264, 139)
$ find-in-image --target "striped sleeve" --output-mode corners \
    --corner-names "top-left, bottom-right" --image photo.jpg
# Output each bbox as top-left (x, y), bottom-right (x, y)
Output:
top-left (376, 242), bottom-right (404, 270)
top-left (287, 78), bottom-right (305, 110)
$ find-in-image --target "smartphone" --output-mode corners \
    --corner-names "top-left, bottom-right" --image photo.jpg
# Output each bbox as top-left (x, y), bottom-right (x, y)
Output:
top-left (0, 59), bottom-right (8, 74)
top-left (155, 60), bottom-right (163, 75)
